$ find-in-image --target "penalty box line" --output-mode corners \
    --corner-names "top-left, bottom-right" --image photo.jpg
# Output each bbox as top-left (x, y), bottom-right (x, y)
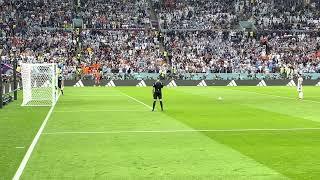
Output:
top-left (54, 109), bottom-right (147, 113)
top-left (13, 94), bottom-right (61, 180)
top-left (230, 89), bottom-right (320, 104)
top-left (43, 127), bottom-right (320, 135)
top-left (120, 92), bottom-right (153, 110)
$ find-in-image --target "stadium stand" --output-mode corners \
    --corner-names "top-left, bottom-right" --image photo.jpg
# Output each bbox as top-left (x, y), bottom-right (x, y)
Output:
top-left (164, 31), bottom-right (320, 74)
top-left (79, 0), bottom-right (151, 29)
top-left (0, 0), bottom-right (74, 29)
top-left (251, 0), bottom-right (320, 30)
top-left (157, 0), bottom-right (240, 30)
top-left (80, 29), bottom-right (164, 74)
top-left (0, 0), bottom-right (319, 81)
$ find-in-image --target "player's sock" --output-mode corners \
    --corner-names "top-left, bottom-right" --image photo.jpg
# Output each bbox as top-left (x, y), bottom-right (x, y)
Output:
top-left (61, 90), bottom-right (64, 95)
top-left (299, 92), bottom-right (303, 99)
top-left (152, 101), bottom-right (156, 111)
top-left (160, 101), bottom-right (163, 111)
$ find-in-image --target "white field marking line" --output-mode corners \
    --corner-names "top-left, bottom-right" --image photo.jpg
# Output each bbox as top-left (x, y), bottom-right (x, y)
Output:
top-left (67, 94), bottom-right (124, 97)
top-left (15, 147), bottom-right (25, 149)
top-left (120, 92), bottom-right (152, 110)
top-left (230, 89), bottom-right (320, 104)
top-left (54, 109), bottom-right (147, 113)
top-left (42, 127), bottom-right (320, 135)
top-left (12, 94), bottom-right (60, 180)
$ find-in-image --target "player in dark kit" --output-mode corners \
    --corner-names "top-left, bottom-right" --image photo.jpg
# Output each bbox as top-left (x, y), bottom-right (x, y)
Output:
top-left (152, 79), bottom-right (164, 111)
top-left (58, 74), bottom-right (64, 95)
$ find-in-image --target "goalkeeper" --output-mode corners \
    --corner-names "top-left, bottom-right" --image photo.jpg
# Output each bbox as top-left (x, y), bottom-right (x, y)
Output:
top-left (57, 68), bottom-right (64, 95)
top-left (58, 74), bottom-right (64, 95)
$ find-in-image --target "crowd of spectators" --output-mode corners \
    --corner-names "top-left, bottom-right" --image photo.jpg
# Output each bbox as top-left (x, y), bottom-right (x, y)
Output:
top-left (154, 0), bottom-right (320, 30)
top-left (2, 29), bottom-right (76, 64)
top-left (0, 0), bottom-right (320, 81)
top-left (158, 0), bottom-right (239, 30)
top-left (1, 0), bottom-right (318, 31)
top-left (1, 29), bottom-right (166, 79)
top-left (80, 0), bottom-right (151, 29)
top-left (164, 31), bottom-right (320, 75)
top-left (1, 28), bottom-right (78, 79)
top-left (0, 0), bottom-right (74, 33)
top-left (251, 0), bottom-right (320, 30)
top-left (80, 30), bottom-right (165, 74)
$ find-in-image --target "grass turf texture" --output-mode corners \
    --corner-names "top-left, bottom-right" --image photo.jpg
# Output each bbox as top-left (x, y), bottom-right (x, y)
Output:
top-left (1, 86), bottom-right (320, 179)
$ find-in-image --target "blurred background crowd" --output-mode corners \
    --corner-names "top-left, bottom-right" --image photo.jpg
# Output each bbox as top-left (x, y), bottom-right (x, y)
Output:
top-left (0, 0), bottom-right (320, 81)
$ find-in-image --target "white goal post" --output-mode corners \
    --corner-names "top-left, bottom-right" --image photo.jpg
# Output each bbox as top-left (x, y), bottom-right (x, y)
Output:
top-left (21, 63), bottom-right (59, 106)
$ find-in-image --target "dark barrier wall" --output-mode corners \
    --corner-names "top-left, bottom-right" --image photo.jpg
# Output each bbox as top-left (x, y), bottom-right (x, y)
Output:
top-left (235, 80), bottom-right (261, 86)
top-left (114, 80), bottom-right (140, 86)
top-left (65, 79), bottom-right (320, 87)
top-left (5, 80), bottom-right (319, 90)
top-left (174, 80), bottom-right (200, 86)
top-left (4, 80), bottom-right (319, 93)
top-left (3, 80), bottom-right (318, 98)
top-left (301, 80), bottom-right (319, 86)
top-left (64, 80), bottom-right (78, 86)
top-left (265, 80), bottom-right (292, 86)
top-left (6, 80), bottom-right (320, 90)
top-left (205, 80), bottom-right (230, 86)
top-left (82, 80), bottom-right (96, 86)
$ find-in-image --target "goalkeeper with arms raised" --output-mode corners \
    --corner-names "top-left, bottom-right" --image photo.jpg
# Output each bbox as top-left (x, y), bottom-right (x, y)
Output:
top-left (152, 78), bottom-right (164, 111)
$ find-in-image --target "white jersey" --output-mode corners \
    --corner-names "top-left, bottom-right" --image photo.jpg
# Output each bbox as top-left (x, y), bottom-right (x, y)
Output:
top-left (297, 77), bottom-right (303, 92)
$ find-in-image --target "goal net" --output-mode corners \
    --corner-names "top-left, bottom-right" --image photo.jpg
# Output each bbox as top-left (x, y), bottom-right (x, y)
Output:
top-left (21, 63), bottom-right (58, 106)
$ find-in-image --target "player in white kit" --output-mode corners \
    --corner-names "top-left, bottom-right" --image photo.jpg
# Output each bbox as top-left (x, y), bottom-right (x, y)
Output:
top-left (297, 74), bottom-right (303, 100)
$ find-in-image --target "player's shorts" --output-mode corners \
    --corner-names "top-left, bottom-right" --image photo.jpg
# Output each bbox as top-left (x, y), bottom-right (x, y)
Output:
top-left (58, 80), bottom-right (62, 89)
top-left (153, 92), bottom-right (162, 100)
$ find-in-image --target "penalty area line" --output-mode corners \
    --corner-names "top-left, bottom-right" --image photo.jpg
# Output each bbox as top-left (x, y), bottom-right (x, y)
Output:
top-left (66, 94), bottom-right (124, 97)
top-left (42, 127), bottom-right (320, 135)
top-left (54, 109), bottom-right (147, 113)
top-left (230, 89), bottom-right (320, 104)
top-left (120, 92), bottom-right (152, 110)
top-left (12, 94), bottom-right (60, 180)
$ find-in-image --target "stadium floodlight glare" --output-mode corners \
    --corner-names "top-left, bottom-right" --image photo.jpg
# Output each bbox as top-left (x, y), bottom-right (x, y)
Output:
top-left (21, 63), bottom-right (58, 106)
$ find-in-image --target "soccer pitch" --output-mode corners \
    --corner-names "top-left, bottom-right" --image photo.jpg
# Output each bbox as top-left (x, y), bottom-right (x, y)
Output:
top-left (2, 86), bottom-right (320, 179)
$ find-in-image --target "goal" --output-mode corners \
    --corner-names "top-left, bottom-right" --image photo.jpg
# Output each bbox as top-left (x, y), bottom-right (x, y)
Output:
top-left (21, 63), bottom-right (59, 106)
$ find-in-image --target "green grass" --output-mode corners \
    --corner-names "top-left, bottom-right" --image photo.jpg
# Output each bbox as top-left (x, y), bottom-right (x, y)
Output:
top-left (2, 86), bottom-right (320, 179)
top-left (0, 94), bottom-right (49, 180)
